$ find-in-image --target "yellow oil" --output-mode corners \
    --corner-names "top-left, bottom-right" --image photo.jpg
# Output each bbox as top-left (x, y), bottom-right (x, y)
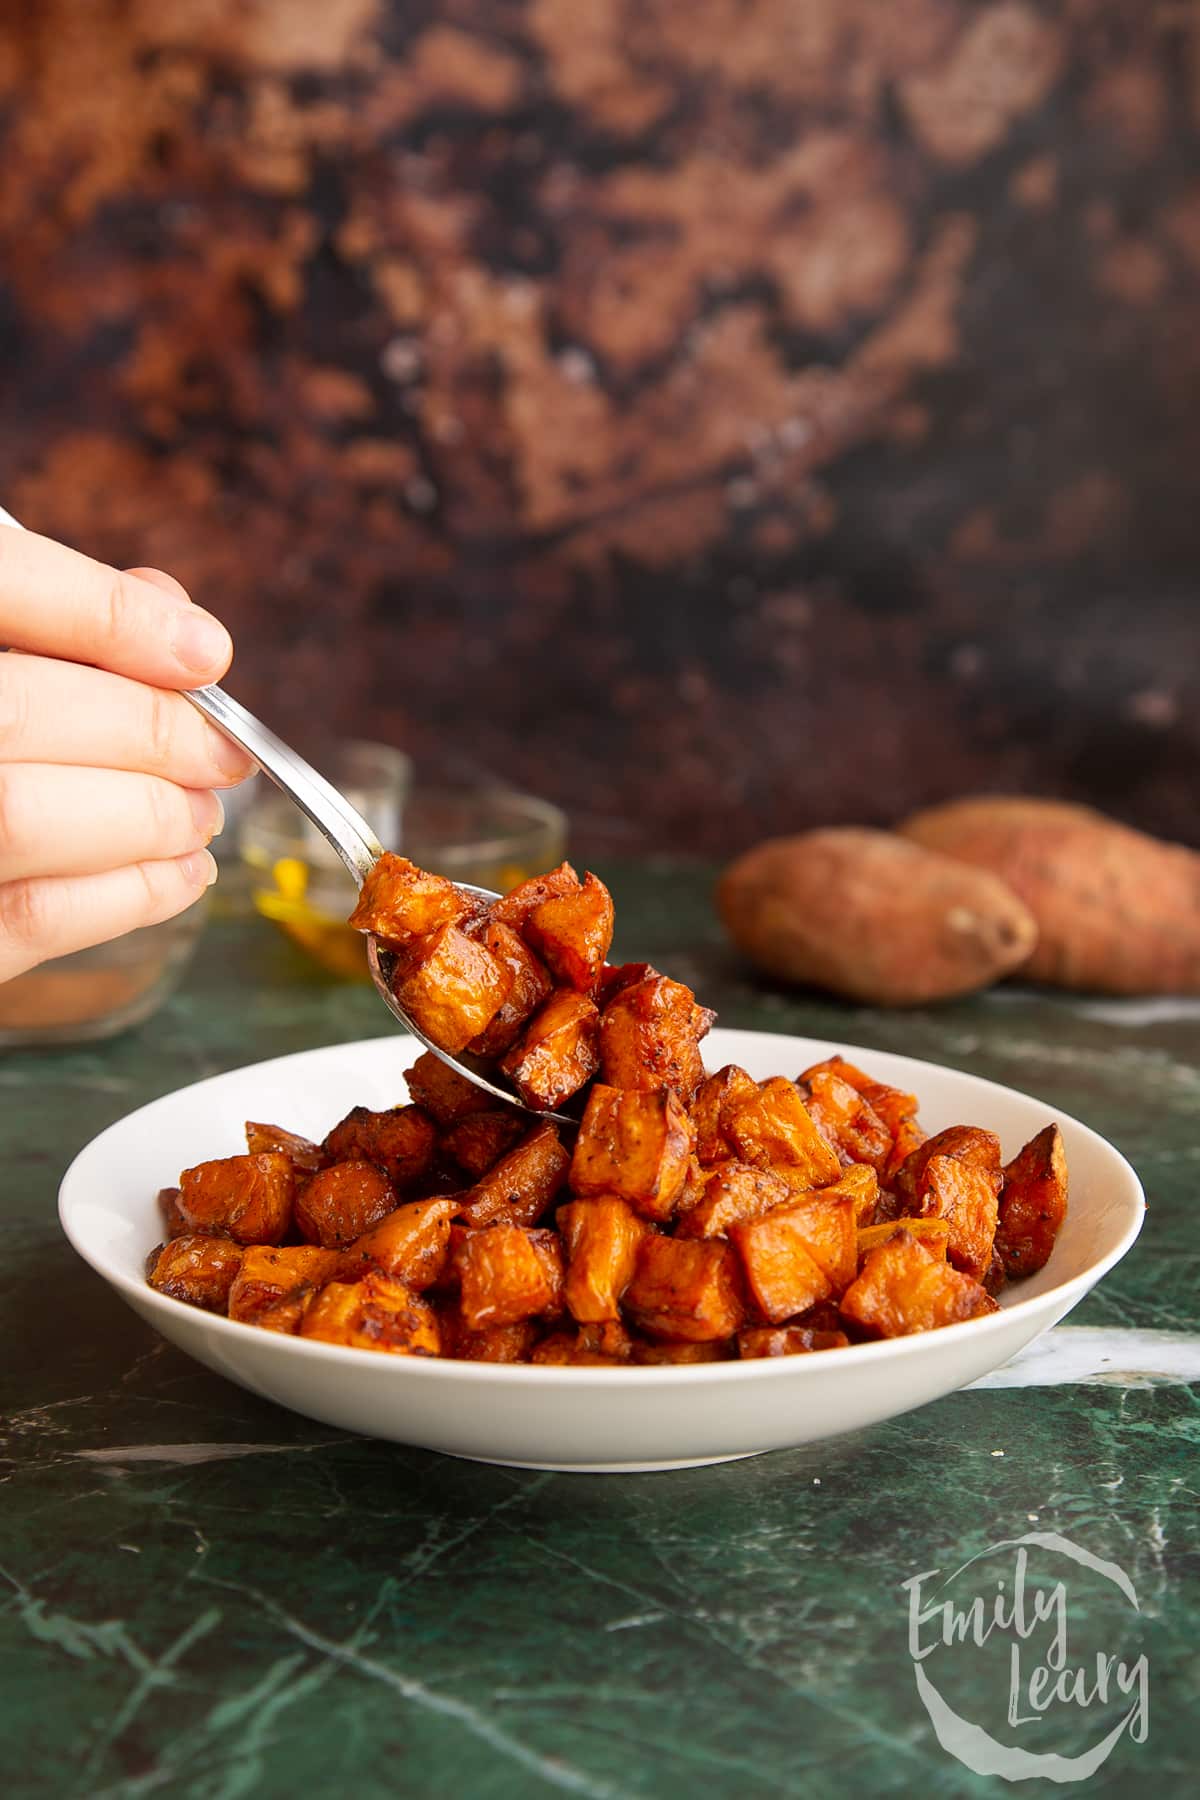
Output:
top-left (250, 855), bottom-right (541, 980)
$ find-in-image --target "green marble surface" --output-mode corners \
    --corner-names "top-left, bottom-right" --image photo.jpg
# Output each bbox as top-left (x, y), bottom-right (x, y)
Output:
top-left (1, 861), bottom-right (1195, 1797)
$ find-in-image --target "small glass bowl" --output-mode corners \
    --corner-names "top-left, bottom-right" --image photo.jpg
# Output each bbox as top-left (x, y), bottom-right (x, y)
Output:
top-left (240, 757), bottom-right (566, 980)
top-left (0, 900), bottom-right (209, 1047)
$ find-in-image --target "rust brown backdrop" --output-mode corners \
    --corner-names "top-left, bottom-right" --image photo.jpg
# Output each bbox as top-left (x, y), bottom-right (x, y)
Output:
top-left (1, 0), bottom-right (1197, 856)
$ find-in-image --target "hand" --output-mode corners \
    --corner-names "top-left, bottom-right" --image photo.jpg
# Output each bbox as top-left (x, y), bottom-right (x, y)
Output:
top-left (0, 527), bottom-right (256, 982)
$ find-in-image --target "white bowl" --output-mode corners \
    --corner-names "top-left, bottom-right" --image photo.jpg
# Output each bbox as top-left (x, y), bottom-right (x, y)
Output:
top-left (59, 1030), bottom-right (1145, 1471)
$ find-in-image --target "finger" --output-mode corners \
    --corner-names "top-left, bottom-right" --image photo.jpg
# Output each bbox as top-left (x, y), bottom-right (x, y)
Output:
top-left (0, 850), bottom-right (217, 983)
top-left (0, 528), bottom-right (232, 688)
top-left (125, 566), bottom-right (192, 606)
top-left (0, 655), bottom-right (256, 786)
top-left (0, 764), bottom-right (224, 883)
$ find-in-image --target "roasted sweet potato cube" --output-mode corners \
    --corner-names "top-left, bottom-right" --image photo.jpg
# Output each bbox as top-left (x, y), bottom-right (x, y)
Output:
top-left (147, 1235), bottom-right (244, 1311)
top-left (336, 1196), bottom-right (458, 1289)
top-left (624, 1236), bottom-right (746, 1342)
top-left (803, 1072), bottom-right (891, 1172)
top-left (467, 922), bottom-right (554, 1056)
top-left (157, 1186), bottom-right (188, 1238)
top-left (731, 1195), bottom-right (856, 1321)
top-left (725, 1078), bottom-right (842, 1187)
top-left (691, 1064), bottom-right (758, 1165)
top-left (392, 924), bottom-right (513, 1054)
top-left (917, 1154), bottom-right (999, 1282)
top-left (500, 989), bottom-right (601, 1110)
top-left (839, 1231), bottom-right (998, 1337)
top-left (349, 853), bottom-right (477, 944)
top-left (533, 1320), bottom-right (635, 1364)
top-left (856, 1217), bottom-right (951, 1261)
top-left (675, 1161), bottom-right (792, 1238)
top-left (737, 1325), bottom-right (851, 1357)
top-left (441, 1110), bottom-right (526, 1178)
top-left (631, 1338), bottom-right (735, 1364)
top-left (597, 961), bottom-right (656, 1008)
top-left (488, 861), bottom-right (581, 931)
top-left (996, 1123), bottom-right (1068, 1279)
top-left (228, 1245), bottom-right (341, 1331)
top-left (440, 1308), bottom-right (539, 1363)
top-left (299, 1272), bottom-right (441, 1355)
top-left (455, 1223), bottom-right (565, 1329)
top-left (322, 1103), bottom-right (436, 1189)
top-left (895, 1125), bottom-right (1003, 1205)
top-left (818, 1162), bottom-right (880, 1225)
top-left (556, 1196), bottom-right (649, 1321)
top-left (523, 871), bottom-right (614, 994)
top-left (178, 1153), bottom-right (295, 1246)
top-left (569, 1084), bottom-right (695, 1222)
top-left (884, 1114), bottom-right (929, 1183)
top-left (460, 1121), bottom-right (570, 1227)
top-left (599, 973), bottom-right (715, 1104)
top-left (244, 1122), bottom-right (327, 1173)
top-left (295, 1161), bottom-right (397, 1249)
top-left (404, 1050), bottom-right (492, 1125)
top-left (800, 1057), bottom-right (920, 1136)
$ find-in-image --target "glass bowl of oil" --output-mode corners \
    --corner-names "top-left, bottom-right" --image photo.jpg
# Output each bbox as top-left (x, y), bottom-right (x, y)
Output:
top-left (240, 747), bottom-right (567, 980)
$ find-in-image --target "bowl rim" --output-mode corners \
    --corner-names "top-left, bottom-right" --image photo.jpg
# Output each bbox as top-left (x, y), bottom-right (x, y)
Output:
top-left (58, 1029), bottom-right (1146, 1387)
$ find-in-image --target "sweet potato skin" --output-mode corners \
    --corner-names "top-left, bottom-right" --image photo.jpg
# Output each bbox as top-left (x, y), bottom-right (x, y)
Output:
top-left (322, 1104), bottom-right (436, 1189)
top-left (900, 796), bottom-right (1200, 994)
top-left (459, 1122), bottom-right (570, 1228)
top-left (295, 1160), bottom-right (397, 1249)
top-left (718, 828), bottom-right (1038, 1005)
top-left (995, 1123), bottom-right (1069, 1278)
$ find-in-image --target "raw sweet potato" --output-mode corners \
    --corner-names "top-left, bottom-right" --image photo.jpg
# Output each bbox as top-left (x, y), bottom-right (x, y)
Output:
top-left (900, 796), bottom-right (1200, 993)
top-left (718, 828), bottom-right (1038, 1005)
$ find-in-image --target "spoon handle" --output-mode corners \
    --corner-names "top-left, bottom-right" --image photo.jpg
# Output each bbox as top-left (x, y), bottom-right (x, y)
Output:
top-left (0, 504), bottom-right (382, 886)
top-left (184, 684), bottom-right (383, 885)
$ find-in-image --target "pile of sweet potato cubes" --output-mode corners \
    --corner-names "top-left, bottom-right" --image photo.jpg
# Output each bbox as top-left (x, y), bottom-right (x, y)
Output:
top-left (146, 857), bottom-right (1068, 1362)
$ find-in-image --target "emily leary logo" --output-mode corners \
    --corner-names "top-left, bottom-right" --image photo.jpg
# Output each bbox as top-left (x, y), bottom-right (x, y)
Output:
top-left (903, 1531), bottom-right (1150, 1781)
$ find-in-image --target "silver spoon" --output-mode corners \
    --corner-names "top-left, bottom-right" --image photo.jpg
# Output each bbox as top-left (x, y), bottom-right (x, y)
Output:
top-left (0, 504), bottom-right (570, 1126)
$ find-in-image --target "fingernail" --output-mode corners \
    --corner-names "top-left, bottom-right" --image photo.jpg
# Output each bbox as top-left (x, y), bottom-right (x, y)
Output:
top-left (211, 733), bottom-right (256, 782)
top-left (189, 790), bottom-right (225, 841)
top-left (179, 849), bottom-right (219, 888)
top-left (173, 608), bottom-right (231, 674)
